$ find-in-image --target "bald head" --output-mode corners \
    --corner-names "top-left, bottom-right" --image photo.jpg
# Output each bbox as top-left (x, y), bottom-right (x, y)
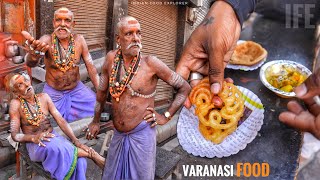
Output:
top-left (116, 16), bottom-right (140, 35)
top-left (54, 7), bottom-right (74, 21)
top-left (4, 73), bottom-right (22, 93)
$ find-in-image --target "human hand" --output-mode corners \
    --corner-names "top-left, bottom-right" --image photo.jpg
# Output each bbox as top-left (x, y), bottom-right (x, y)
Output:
top-left (144, 107), bottom-right (167, 128)
top-left (21, 31), bottom-right (50, 57)
top-left (294, 68), bottom-right (320, 115)
top-left (279, 68), bottom-right (320, 139)
top-left (279, 101), bottom-right (320, 139)
top-left (176, 1), bottom-right (240, 101)
top-left (74, 141), bottom-right (91, 152)
top-left (32, 131), bottom-right (55, 147)
top-left (85, 122), bottom-right (100, 140)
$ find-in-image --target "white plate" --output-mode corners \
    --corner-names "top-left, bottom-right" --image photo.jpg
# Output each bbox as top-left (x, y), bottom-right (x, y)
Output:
top-left (177, 86), bottom-right (264, 158)
top-left (226, 40), bottom-right (267, 71)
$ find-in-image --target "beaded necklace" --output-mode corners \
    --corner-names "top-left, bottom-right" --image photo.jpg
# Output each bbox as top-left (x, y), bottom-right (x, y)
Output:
top-left (19, 94), bottom-right (43, 126)
top-left (109, 49), bottom-right (141, 102)
top-left (52, 33), bottom-right (75, 73)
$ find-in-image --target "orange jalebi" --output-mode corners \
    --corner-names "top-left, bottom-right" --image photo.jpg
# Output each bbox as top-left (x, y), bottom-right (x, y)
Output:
top-left (189, 77), bottom-right (245, 144)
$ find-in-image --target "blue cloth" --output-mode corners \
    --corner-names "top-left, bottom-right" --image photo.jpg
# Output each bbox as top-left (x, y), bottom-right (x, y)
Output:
top-left (102, 121), bottom-right (156, 180)
top-left (211, 0), bottom-right (257, 28)
top-left (43, 81), bottom-right (96, 122)
top-left (26, 132), bottom-right (87, 180)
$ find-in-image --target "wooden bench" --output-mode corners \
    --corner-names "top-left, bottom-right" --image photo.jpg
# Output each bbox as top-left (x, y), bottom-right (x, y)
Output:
top-left (18, 143), bottom-right (51, 179)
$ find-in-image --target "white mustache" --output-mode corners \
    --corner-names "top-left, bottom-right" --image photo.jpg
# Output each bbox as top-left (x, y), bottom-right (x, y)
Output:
top-left (54, 27), bottom-right (71, 33)
top-left (126, 43), bottom-right (142, 50)
top-left (24, 86), bottom-right (33, 95)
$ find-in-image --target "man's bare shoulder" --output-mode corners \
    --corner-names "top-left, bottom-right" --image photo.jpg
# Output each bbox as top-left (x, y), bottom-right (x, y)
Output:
top-left (74, 34), bottom-right (85, 41)
top-left (9, 98), bottom-right (21, 111)
top-left (144, 54), bottom-right (158, 64)
top-left (144, 55), bottom-right (166, 69)
top-left (101, 50), bottom-right (117, 71)
top-left (37, 92), bottom-right (50, 100)
top-left (106, 50), bottom-right (117, 62)
top-left (106, 50), bottom-right (117, 58)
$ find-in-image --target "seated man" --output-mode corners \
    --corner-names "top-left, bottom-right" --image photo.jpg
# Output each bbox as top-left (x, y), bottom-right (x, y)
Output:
top-left (21, 7), bottom-right (99, 122)
top-left (4, 73), bottom-right (104, 180)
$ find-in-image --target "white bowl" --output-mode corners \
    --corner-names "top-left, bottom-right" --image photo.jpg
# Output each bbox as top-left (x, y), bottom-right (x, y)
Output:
top-left (259, 60), bottom-right (312, 98)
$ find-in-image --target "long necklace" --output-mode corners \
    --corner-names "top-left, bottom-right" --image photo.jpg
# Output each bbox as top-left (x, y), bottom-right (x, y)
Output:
top-left (52, 33), bottom-right (75, 73)
top-left (109, 49), bottom-right (141, 102)
top-left (19, 94), bottom-right (43, 126)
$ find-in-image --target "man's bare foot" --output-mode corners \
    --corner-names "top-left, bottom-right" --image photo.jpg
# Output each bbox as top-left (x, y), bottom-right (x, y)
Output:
top-left (88, 148), bottom-right (105, 169)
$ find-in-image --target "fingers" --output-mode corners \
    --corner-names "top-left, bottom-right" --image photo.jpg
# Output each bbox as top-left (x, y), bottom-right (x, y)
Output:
top-left (295, 68), bottom-right (320, 99)
top-left (88, 148), bottom-right (95, 158)
top-left (45, 133), bottom-right (55, 138)
top-left (22, 31), bottom-right (48, 55)
top-left (42, 137), bottom-right (51, 142)
top-left (85, 124), bottom-right (100, 140)
top-left (212, 96), bottom-right (223, 108)
top-left (21, 31), bottom-right (33, 42)
top-left (86, 130), bottom-right (96, 140)
top-left (224, 77), bottom-right (234, 84)
top-left (287, 101), bottom-right (304, 115)
top-left (83, 145), bottom-right (91, 152)
top-left (146, 107), bottom-right (155, 113)
top-left (41, 44), bottom-right (50, 53)
top-left (93, 130), bottom-right (99, 138)
top-left (279, 111), bottom-right (315, 133)
top-left (306, 102), bottom-right (320, 116)
top-left (145, 116), bottom-right (155, 123)
top-left (144, 113), bottom-right (154, 120)
top-left (86, 130), bottom-right (93, 140)
top-left (184, 97), bottom-right (192, 109)
top-left (85, 128), bottom-right (91, 140)
top-left (150, 121), bottom-right (158, 128)
top-left (39, 132), bottom-right (55, 143)
top-left (38, 141), bottom-right (46, 147)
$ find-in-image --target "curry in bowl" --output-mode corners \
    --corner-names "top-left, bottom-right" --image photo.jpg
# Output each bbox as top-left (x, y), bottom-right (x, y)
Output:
top-left (260, 60), bottom-right (311, 98)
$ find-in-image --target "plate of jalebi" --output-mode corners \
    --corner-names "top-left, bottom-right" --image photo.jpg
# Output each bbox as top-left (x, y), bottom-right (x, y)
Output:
top-left (177, 78), bottom-right (264, 158)
top-left (226, 40), bottom-right (267, 71)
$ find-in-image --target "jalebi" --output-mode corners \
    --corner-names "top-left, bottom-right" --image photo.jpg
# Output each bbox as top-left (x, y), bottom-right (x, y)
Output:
top-left (189, 77), bottom-right (245, 144)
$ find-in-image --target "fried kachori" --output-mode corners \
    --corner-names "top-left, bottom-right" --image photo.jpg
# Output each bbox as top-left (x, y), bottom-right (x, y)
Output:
top-left (230, 41), bottom-right (267, 66)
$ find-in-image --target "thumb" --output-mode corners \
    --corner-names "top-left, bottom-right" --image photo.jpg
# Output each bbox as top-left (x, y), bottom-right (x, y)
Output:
top-left (296, 68), bottom-right (320, 99)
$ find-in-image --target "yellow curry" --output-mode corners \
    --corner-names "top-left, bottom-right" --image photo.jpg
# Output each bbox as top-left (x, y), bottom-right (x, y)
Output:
top-left (265, 64), bottom-right (307, 92)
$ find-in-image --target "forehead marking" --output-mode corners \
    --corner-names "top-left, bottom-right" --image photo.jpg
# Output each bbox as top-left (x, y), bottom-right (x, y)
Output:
top-left (128, 20), bottom-right (138, 24)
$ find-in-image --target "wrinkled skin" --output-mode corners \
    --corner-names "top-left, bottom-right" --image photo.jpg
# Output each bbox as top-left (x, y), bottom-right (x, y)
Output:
top-left (21, 9), bottom-right (99, 91)
top-left (7, 74), bottom-right (104, 168)
top-left (86, 17), bottom-right (190, 139)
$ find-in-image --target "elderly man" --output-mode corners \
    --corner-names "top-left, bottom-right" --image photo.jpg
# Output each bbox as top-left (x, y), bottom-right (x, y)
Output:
top-left (4, 73), bottom-right (104, 180)
top-left (86, 16), bottom-right (190, 179)
top-left (21, 7), bottom-right (99, 122)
